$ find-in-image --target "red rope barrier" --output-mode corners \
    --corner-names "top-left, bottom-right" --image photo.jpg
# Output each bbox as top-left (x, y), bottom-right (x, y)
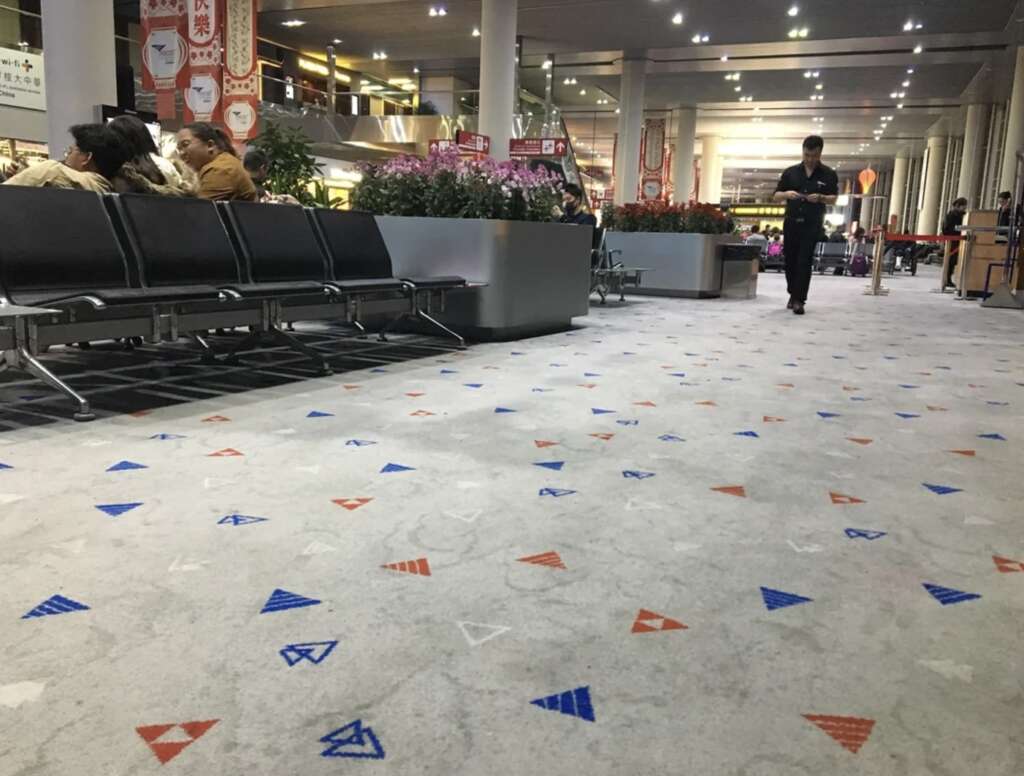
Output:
top-left (882, 232), bottom-right (963, 242)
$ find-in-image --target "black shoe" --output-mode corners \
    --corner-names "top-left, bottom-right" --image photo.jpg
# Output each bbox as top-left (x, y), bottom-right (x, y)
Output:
top-left (787, 297), bottom-right (795, 310)
top-left (793, 303), bottom-right (805, 315)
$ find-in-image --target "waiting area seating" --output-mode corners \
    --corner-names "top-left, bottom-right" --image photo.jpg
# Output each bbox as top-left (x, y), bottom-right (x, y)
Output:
top-left (590, 227), bottom-right (649, 304)
top-left (0, 187), bottom-right (468, 421)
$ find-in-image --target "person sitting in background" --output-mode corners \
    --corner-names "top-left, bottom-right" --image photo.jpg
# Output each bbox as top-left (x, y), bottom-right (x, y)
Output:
top-left (745, 223), bottom-right (768, 251)
top-left (2, 124), bottom-right (127, 193)
top-left (176, 123), bottom-right (257, 202)
top-left (828, 224), bottom-right (847, 242)
top-left (243, 148), bottom-right (300, 204)
top-left (555, 183), bottom-right (597, 227)
top-left (766, 234), bottom-right (784, 259)
top-left (108, 114), bottom-right (192, 197)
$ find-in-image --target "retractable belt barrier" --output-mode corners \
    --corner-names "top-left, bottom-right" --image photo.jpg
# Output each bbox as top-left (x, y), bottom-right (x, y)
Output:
top-left (883, 232), bottom-right (963, 242)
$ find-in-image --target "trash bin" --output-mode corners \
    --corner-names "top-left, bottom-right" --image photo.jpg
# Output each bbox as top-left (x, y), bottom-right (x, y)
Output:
top-left (719, 244), bottom-right (761, 299)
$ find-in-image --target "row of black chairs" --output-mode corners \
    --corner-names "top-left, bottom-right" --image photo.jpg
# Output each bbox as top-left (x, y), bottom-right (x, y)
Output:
top-left (0, 186), bottom-right (468, 421)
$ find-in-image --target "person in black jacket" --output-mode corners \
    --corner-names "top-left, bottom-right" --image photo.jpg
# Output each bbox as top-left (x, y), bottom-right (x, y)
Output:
top-left (942, 197), bottom-right (968, 287)
top-left (557, 183), bottom-right (597, 227)
top-left (772, 135), bottom-right (839, 315)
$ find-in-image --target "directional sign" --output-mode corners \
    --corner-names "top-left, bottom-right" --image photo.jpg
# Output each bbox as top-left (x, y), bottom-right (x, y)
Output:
top-left (510, 137), bottom-right (569, 157)
top-left (456, 130), bottom-right (491, 155)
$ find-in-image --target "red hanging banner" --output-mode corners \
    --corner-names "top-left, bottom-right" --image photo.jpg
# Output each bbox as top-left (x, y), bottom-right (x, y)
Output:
top-left (222, 0), bottom-right (259, 141)
top-left (183, 0), bottom-right (223, 125)
top-left (140, 0), bottom-right (187, 119)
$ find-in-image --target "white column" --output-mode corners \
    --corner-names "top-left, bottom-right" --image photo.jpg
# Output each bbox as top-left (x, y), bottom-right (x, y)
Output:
top-left (917, 135), bottom-right (948, 234)
top-left (958, 104), bottom-right (987, 205)
top-left (889, 153), bottom-right (909, 228)
top-left (671, 107), bottom-right (696, 204)
top-left (699, 135), bottom-right (723, 204)
top-left (613, 58), bottom-right (645, 205)
top-left (1000, 46), bottom-right (1024, 193)
top-left (478, 0), bottom-right (518, 161)
top-left (40, 0), bottom-right (117, 151)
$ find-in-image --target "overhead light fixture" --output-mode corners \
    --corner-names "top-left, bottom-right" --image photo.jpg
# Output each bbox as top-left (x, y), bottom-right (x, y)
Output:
top-left (906, 68), bottom-right (915, 74)
top-left (815, 83), bottom-right (823, 90)
top-left (897, 103), bottom-right (904, 109)
top-left (615, 108), bottom-right (621, 114)
top-left (788, 27), bottom-right (809, 38)
top-left (542, 59), bottom-right (553, 69)
top-left (580, 88), bottom-right (587, 95)
top-left (913, 44), bottom-right (923, 54)
top-left (734, 85), bottom-right (742, 92)
top-left (413, 66), bottom-right (420, 73)
top-left (720, 54), bottom-right (729, 61)
top-left (332, 38), bottom-right (342, 44)
top-left (672, 12), bottom-right (683, 25)
top-left (902, 80), bottom-right (911, 87)
top-left (898, 91), bottom-right (906, 98)
top-left (281, 19), bottom-right (306, 27)
top-left (788, 4), bottom-right (799, 16)
top-left (472, 27), bottom-right (480, 37)
top-left (691, 33), bottom-right (709, 43)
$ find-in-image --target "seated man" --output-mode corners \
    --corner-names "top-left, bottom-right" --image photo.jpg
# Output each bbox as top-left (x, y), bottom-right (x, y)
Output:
top-left (2, 124), bottom-right (127, 193)
top-left (556, 183), bottom-right (597, 227)
top-left (745, 223), bottom-right (768, 251)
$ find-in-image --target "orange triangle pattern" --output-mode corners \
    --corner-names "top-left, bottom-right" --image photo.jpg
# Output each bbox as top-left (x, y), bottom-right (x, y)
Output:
top-left (343, 384), bottom-right (361, 390)
top-left (993, 555), bottom-right (1024, 573)
top-left (634, 401), bottom-right (657, 407)
top-left (382, 558), bottom-right (431, 576)
top-left (777, 383), bottom-right (795, 389)
top-left (578, 383), bottom-right (597, 389)
top-left (136, 719), bottom-right (219, 765)
top-left (712, 485), bottom-right (747, 498)
top-left (830, 491), bottom-right (864, 505)
top-left (927, 405), bottom-right (948, 412)
top-left (631, 608), bottom-right (688, 634)
top-left (405, 391), bottom-right (425, 397)
top-left (696, 400), bottom-right (717, 407)
top-left (208, 448), bottom-right (243, 457)
top-left (518, 551), bottom-right (567, 569)
top-left (590, 433), bottom-right (614, 441)
top-left (842, 386), bottom-right (859, 392)
top-left (763, 416), bottom-right (786, 423)
top-left (949, 449), bottom-right (976, 457)
top-left (410, 410), bottom-right (436, 417)
top-left (803, 714), bottom-right (875, 754)
top-left (847, 437), bottom-right (874, 445)
top-left (202, 415), bottom-right (230, 422)
top-left (534, 440), bottom-right (559, 448)
top-left (333, 497), bottom-right (374, 511)
top-left (130, 410), bottom-right (153, 418)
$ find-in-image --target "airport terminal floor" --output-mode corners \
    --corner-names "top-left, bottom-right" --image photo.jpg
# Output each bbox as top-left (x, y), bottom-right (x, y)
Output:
top-left (2, 269), bottom-right (1021, 774)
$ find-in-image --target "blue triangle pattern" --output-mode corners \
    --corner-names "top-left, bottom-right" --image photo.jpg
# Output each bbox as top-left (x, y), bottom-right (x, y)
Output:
top-left (494, 407), bottom-right (517, 413)
top-left (923, 483), bottom-right (962, 495)
top-left (623, 470), bottom-right (656, 479)
top-left (320, 720), bottom-right (386, 759)
top-left (895, 413), bottom-right (920, 419)
top-left (381, 463), bottom-right (415, 474)
top-left (845, 528), bottom-right (887, 540)
top-left (307, 411), bottom-right (334, 418)
top-left (760, 587), bottom-right (813, 611)
top-left (95, 502), bottom-right (143, 518)
top-left (345, 440), bottom-right (377, 447)
top-left (280, 640), bottom-right (339, 667)
top-left (0, 462), bottom-right (12, 470)
top-left (261, 588), bottom-right (322, 614)
top-left (464, 383), bottom-right (483, 389)
top-left (539, 487), bottom-right (576, 497)
top-left (659, 434), bottom-right (685, 442)
top-left (818, 412), bottom-right (841, 419)
top-left (218, 514), bottom-right (268, 526)
top-left (735, 431), bottom-right (759, 438)
top-left (923, 583), bottom-right (981, 606)
top-left (22, 594), bottom-right (90, 619)
top-left (979, 433), bottom-right (1006, 441)
top-left (530, 686), bottom-right (595, 722)
top-left (150, 434), bottom-right (185, 440)
top-left (440, 369), bottom-right (458, 374)
top-left (106, 460), bottom-right (147, 472)
top-left (616, 420), bottom-right (639, 426)
top-left (534, 461), bottom-right (565, 471)
top-left (591, 408), bottom-right (616, 415)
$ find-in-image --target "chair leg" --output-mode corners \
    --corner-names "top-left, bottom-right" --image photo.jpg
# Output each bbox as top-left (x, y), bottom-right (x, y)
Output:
top-left (268, 327), bottom-right (333, 376)
top-left (415, 311), bottom-right (466, 348)
top-left (352, 319), bottom-right (369, 339)
top-left (13, 346), bottom-right (95, 421)
top-left (189, 333), bottom-right (219, 365)
top-left (377, 313), bottom-right (408, 343)
top-left (221, 330), bottom-right (265, 365)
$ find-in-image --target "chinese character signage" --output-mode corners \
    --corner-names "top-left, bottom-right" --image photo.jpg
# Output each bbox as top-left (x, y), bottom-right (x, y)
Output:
top-left (640, 118), bottom-right (667, 201)
top-left (222, 0), bottom-right (258, 141)
top-left (509, 138), bottom-right (569, 157)
top-left (141, 0), bottom-right (187, 119)
top-left (0, 47), bottom-right (45, 112)
top-left (184, 0), bottom-right (223, 124)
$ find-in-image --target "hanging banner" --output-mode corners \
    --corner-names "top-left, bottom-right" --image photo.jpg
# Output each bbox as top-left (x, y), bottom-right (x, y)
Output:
top-left (183, 0), bottom-right (223, 125)
top-left (640, 118), bottom-right (666, 201)
top-left (141, 0), bottom-right (187, 119)
top-left (222, 0), bottom-right (259, 141)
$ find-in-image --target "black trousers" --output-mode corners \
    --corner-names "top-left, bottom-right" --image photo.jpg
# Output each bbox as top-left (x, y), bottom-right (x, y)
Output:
top-left (783, 218), bottom-right (819, 303)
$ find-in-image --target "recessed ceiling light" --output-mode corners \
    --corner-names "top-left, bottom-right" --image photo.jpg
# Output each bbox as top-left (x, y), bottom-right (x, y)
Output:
top-left (788, 5), bottom-right (799, 16)
top-left (720, 54), bottom-right (729, 61)
top-left (542, 59), bottom-right (553, 69)
top-left (580, 89), bottom-right (587, 95)
top-left (890, 91), bottom-right (898, 98)
top-left (734, 85), bottom-right (742, 92)
top-left (913, 44), bottom-right (923, 54)
top-left (281, 19), bottom-right (306, 27)
top-left (672, 12), bottom-right (684, 25)
top-left (472, 27), bottom-right (480, 37)
top-left (815, 83), bottom-right (823, 90)
top-left (691, 33), bottom-right (709, 43)
top-left (332, 38), bottom-right (342, 44)
top-left (906, 68), bottom-right (915, 74)
top-left (897, 103), bottom-right (904, 109)
top-left (413, 66), bottom-right (420, 73)
top-left (902, 80), bottom-right (911, 87)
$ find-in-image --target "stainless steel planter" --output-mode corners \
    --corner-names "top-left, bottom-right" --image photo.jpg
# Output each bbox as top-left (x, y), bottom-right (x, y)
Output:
top-left (377, 216), bottom-right (592, 341)
top-left (603, 232), bottom-right (734, 298)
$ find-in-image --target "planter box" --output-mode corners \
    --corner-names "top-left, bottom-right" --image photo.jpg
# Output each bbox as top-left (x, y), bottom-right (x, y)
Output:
top-left (376, 216), bottom-right (592, 341)
top-left (603, 232), bottom-right (735, 298)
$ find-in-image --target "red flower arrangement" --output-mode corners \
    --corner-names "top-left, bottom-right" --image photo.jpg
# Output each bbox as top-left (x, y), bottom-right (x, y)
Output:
top-left (602, 200), bottom-right (734, 235)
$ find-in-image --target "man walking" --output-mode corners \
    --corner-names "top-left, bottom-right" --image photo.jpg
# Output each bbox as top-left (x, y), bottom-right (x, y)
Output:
top-left (772, 135), bottom-right (839, 315)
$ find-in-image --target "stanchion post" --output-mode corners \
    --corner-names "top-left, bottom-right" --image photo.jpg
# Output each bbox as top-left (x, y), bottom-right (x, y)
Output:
top-left (955, 232), bottom-right (972, 300)
top-left (865, 225), bottom-right (887, 295)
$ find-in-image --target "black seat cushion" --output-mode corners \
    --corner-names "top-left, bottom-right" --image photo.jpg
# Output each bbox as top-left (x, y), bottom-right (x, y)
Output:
top-left (329, 278), bottom-right (406, 293)
top-left (403, 276), bottom-right (467, 289)
top-left (312, 209), bottom-right (397, 281)
top-left (116, 194), bottom-right (243, 288)
top-left (223, 202), bottom-right (330, 284)
top-left (10, 285), bottom-right (222, 308)
top-left (0, 187), bottom-right (132, 301)
top-left (224, 281), bottom-right (329, 297)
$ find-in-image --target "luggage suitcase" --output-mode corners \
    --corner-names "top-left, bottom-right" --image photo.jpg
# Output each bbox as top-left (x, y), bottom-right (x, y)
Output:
top-left (849, 253), bottom-right (869, 277)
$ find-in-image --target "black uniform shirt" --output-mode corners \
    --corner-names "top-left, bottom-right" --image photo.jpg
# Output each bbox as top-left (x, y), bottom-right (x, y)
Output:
top-left (560, 208), bottom-right (597, 228)
top-left (774, 162), bottom-right (839, 226)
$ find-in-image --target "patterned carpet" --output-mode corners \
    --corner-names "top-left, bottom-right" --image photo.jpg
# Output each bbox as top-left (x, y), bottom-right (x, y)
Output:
top-left (2, 267), bottom-right (1022, 775)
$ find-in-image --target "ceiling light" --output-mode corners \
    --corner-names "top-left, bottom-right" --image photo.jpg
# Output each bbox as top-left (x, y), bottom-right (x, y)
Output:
top-left (890, 92), bottom-right (898, 98)
top-left (720, 54), bottom-right (729, 62)
top-left (691, 33), bottom-right (709, 43)
top-left (897, 103), bottom-right (904, 109)
top-left (898, 91), bottom-right (906, 98)
top-left (913, 44), bottom-right (923, 54)
top-left (788, 5), bottom-right (799, 16)
top-left (906, 68), bottom-right (915, 74)
top-left (672, 12), bottom-right (683, 25)
top-left (734, 85), bottom-right (742, 92)
top-left (472, 27), bottom-right (480, 37)
top-left (281, 19), bottom-right (306, 27)
top-left (542, 59), bottom-right (553, 69)
top-left (902, 80), bottom-right (911, 87)
top-left (332, 38), bottom-right (342, 44)
top-left (413, 67), bottom-right (419, 74)
top-left (815, 83), bottom-right (823, 90)
top-left (580, 89), bottom-right (587, 95)
top-left (615, 108), bottom-right (621, 114)
top-left (804, 71), bottom-right (812, 78)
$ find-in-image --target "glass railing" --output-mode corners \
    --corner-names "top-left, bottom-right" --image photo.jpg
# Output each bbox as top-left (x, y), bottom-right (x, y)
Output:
top-left (0, 5), bottom-right (41, 52)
